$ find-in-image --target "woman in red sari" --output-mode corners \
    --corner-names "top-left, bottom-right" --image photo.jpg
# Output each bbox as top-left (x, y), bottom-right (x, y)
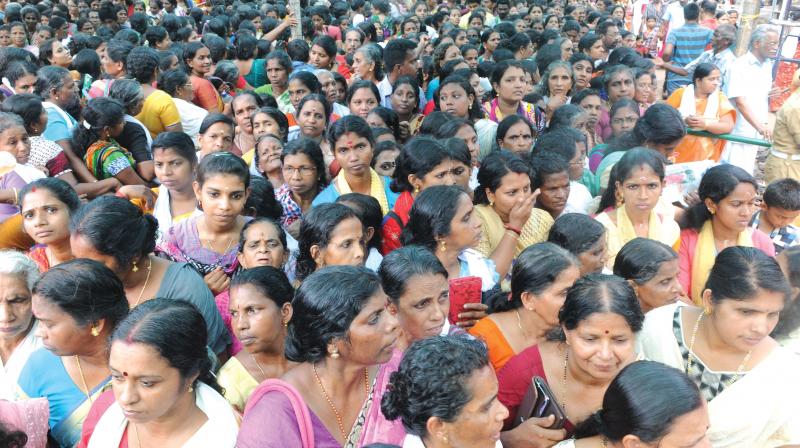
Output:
top-left (184, 42), bottom-right (223, 114)
top-left (496, 274), bottom-right (643, 447)
top-left (381, 137), bottom-right (460, 254)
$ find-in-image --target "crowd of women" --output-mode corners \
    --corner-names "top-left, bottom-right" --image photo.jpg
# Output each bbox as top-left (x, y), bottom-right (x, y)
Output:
top-left (0, 0), bottom-right (798, 446)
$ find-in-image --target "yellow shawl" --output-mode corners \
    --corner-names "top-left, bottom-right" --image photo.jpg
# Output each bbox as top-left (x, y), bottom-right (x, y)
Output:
top-left (597, 205), bottom-right (681, 269)
top-left (336, 168), bottom-right (390, 216)
top-left (473, 204), bottom-right (554, 258)
top-left (690, 220), bottom-right (754, 304)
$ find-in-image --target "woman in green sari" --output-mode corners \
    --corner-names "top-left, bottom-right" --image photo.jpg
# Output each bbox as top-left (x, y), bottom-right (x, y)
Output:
top-left (71, 97), bottom-right (147, 185)
top-left (18, 259), bottom-right (129, 447)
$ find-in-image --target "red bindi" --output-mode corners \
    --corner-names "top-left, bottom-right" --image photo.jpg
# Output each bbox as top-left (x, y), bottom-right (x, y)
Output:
top-left (123, 371), bottom-right (128, 377)
top-left (31, 186), bottom-right (36, 192)
top-left (604, 330), bottom-right (609, 334)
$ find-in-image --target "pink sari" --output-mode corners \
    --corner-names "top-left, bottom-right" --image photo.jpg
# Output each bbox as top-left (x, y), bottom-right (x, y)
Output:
top-left (0, 398), bottom-right (50, 448)
top-left (237, 350), bottom-right (406, 447)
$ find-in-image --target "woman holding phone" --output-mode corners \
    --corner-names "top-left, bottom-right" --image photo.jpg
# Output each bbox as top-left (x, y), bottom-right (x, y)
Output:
top-left (497, 274), bottom-right (642, 447)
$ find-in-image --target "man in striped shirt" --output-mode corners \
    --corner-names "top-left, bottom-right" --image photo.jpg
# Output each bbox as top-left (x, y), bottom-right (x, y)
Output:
top-left (661, 2), bottom-right (713, 94)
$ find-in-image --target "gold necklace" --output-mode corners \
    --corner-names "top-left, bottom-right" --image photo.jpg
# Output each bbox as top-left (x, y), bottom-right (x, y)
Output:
top-left (561, 351), bottom-right (568, 413)
top-left (312, 364), bottom-right (370, 442)
top-left (686, 312), bottom-right (752, 386)
top-left (515, 309), bottom-right (529, 339)
top-left (75, 355), bottom-right (93, 404)
top-left (250, 353), bottom-right (266, 379)
top-left (200, 218), bottom-right (235, 254)
top-left (133, 257), bottom-right (153, 307)
top-left (133, 423), bottom-right (142, 448)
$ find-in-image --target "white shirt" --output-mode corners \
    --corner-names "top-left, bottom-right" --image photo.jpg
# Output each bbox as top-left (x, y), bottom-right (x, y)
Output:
top-left (174, 98), bottom-right (209, 147)
top-left (724, 51), bottom-right (772, 138)
top-left (662, 1), bottom-right (685, 32)
top-left (566, 181), bottom-right (593, 214)
top-left (0, 322), bottom-right (42, 400)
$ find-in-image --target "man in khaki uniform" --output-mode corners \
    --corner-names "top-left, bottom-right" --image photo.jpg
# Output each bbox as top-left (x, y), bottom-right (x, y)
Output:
top-left (765, 70), bottom-right (800, 184)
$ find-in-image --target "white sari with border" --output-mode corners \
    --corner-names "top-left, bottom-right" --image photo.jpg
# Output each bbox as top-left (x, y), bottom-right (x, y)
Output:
top-left (637, 303), bottom-right (800, 447)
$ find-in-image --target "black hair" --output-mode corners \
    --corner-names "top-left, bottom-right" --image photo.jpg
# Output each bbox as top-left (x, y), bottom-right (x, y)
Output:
top-left (613, 238), bottom-right (678, 284)
top-left (574, 360), bottom-right (703, 443)
top-left (37, 39), bottom-right (62, 66)
top-left (533, 128), bottom-right (583, 161)
top-left (182, 41), bottom-right (208, 72)
top-left (296, 203), bottom-right (362, 280)
top-left (230, 266), bottom-right (293, 307)
top-left (554, 273), bottom-right (644, 341)
top-left (281, 137), bottom-right (328, 188)
top-left (71, 97), bottom-right (126, 159)
top-left (1, 93), bottom-right (43, 133)
top-left (19, 177), bottom-right (81, 215)
top-left (598, 148), bottom-right (666, 212)
top-left (70, 195), bottom-right (158, 270)
top-left (381, 335), bottom-right (489, 439)
top-left (443, 138), bottom-right (472, 168)
top-left (145, 25), bottom-right (169, 48)
top-left (691, 62), bottom-right (719, 86)
top-left (337, 193), bottom-right (384, 250)
top-left (402, 185), bottom-right (468, 251)
top-left (233, 31), bottom-right (257, 60)
top-left (72, 48), bottom-right (102, 80)
top-left (327, 114), bottom-right (375, 149)
top-left (237, 217), bottom-right (288, 253)
top-left (286, 39), bottom-right (310, 63)
top-left (490, 59), bottom-right (523, 90)
top-left (244, 176), bottom-right (282, 221)
top-left (288, 70), bottom-right (322, 94)
top-left (151, 131), bottom-right (198, 166)
top-left (379, 245), bottom-right (448, 305)
top-left (418, 111), bottom-right (455, 136)
top-left (491, 243), bottom-right (578, 313)
top-left (110, 298), bottom-right (222, 393)
top-left (114, 28), bottom-right (141, 46)
top-left (496, 115), bottom-right (535, 151)
top-left (391, 136), bottom-right (451, 193)
top-left (106, 39), bottom-right (135, 69)
top-left (157, 68), bottom-right (189, 97)
top-left (763, 178), bottom-right (800, 210)
top-left (35, 65), bottom-right (72, 101)
top-left (346, 79), bottom-right (381, 108)
top-left (773, 246), bottom-right (800, 339)
top-left (108, 78), bottom-right (143, 115)
top-left (706, 246), bottom-right (791, 304)
top-left (33, 258), bottom-right (129, 329)
top-left (126, 46), bottom-right (160, 84)
top-left (436, 74), bottom-right (484, 122)
top-left (196, 150), bottom-right (250, 188)
top-left (285, 265), bottom-right (382, 362)
top-left (158, 49), bottom-right (181, 73)
top-left (384, 38), bottom-right (417, 74)
top-left (250, 106), bottom-right (289, 142)
top-left (679, 164), bottom-right (758, 231)
top-left (311, 34), bottom-right (337, 60)
top-left (547, 104), bottom-right (586, 133)
top-left (475, 150), bottom-right (531, 205)
top-left (683, 2), bottom-right (701, 21)
top-left (548, 213), bottom-right (607, 258)
top-left (529, 151), bottom-right (569, 191)
top-left (199, 112), bottom-right (234, 136)
top-left (368, 106), bottom-right (400, 140)
top-left (1, 60), bottom-right (38, 90)
top-left (578, 33), bottom-right (602, 52)
top-left (264, 49), bottom-right (293, 74)
top-left (296, 93), bottom-right (332, 130)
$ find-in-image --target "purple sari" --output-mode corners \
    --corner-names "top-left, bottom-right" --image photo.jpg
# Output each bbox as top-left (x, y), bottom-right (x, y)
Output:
top-left (236, 350), bottom-right (406, 447)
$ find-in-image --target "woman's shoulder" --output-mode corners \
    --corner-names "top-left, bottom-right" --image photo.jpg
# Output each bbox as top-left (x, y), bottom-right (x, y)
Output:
top-left (311, 184), bottom-right (339, 207)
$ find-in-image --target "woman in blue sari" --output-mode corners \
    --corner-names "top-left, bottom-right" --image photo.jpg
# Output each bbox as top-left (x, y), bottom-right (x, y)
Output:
top-left (18, 259), bottom-right (129, 447)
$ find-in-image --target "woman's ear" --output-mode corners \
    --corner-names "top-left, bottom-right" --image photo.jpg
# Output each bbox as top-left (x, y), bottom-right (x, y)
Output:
top-left (310, 244), bottom-right (324, 267)
top-left (426, 416), bottom-right (449, 446)
top-left (701, 289), bottom-right (713, 314)
top-left (519, 291), bottom-right (536, 311)
top-left (281, 303), bottom-right (293, 324)
top-left (703, 197), bottom-right (716, 215)
top-left (621, 434), bottom-right (646, 448)
top-left (192, 180), bottom-right (202, 201)
top-left (365, 226), bottom-right (376, 243)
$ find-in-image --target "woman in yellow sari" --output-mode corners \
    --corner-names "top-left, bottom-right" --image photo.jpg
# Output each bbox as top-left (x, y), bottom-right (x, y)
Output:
top-left (17, 259), bottom-right (129, 447)
top-left (595, 148), bottom-right (680, 269)
top-left (473, 150), bottom-right (554, 280)
top-left (666, 63), bottom-right (736, 163)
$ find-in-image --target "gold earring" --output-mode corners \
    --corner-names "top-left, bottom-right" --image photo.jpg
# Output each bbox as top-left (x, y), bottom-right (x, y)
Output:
top-left (704, 307), bottom-right (712, 316)
top-left (188, 385), bottom-right (194, 392)
top-left (615, 192), bottom-right (624, 208)
top-left (330, 349), bottom-right (340, 359)
top-left (283, 320), bottom-right (289, 328)
top-left (131, 261), bottom-right (138, 272)
top-left (91, 326), bottom-right (100, 337)
top-left (439, 240), bottom-right (447, 252)
top-left (489, 200), bottom-right (494, 207)
top-left (414, 185), bottom-right (420, 194)
top-left (708, 208), bottom-right (715, 215)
